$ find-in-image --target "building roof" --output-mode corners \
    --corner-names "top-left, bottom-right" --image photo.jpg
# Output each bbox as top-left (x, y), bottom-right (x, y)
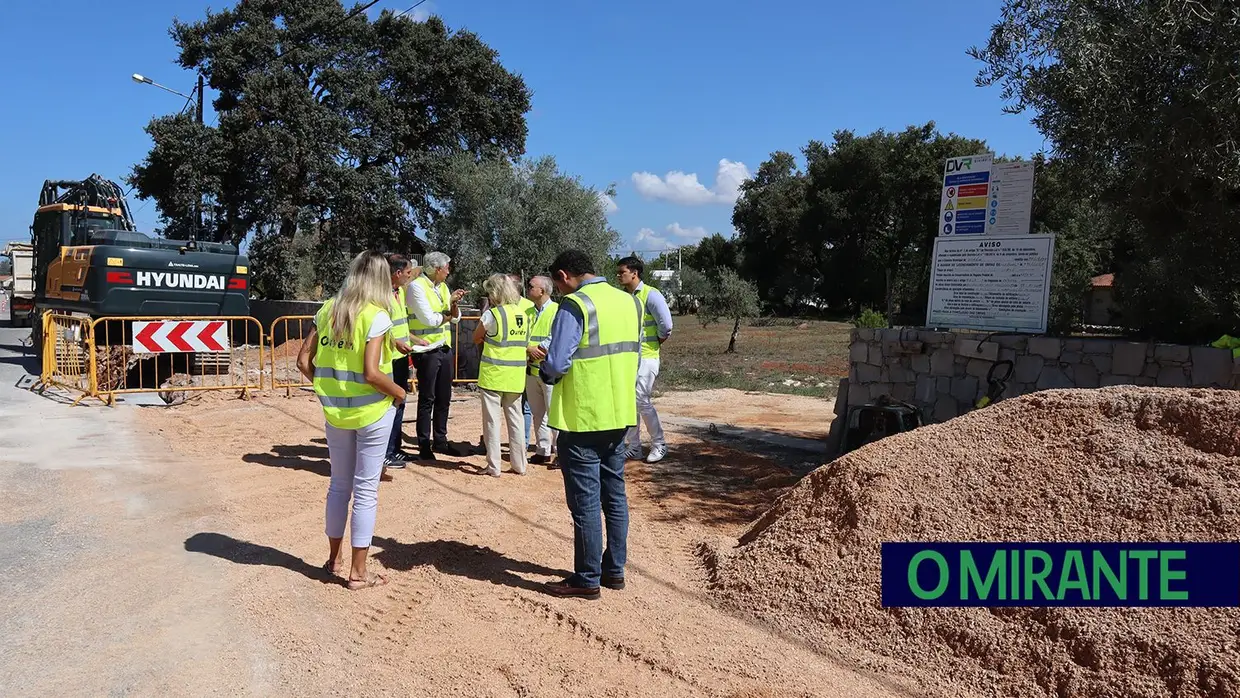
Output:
top-left (1091, 273), bottom-right (1114, 288)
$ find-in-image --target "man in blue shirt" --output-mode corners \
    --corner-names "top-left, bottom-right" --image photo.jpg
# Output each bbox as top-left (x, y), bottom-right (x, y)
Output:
top-left (538, 249), bottom-right (639, 598)
top-left (616, 256), bottom-right (673, 463)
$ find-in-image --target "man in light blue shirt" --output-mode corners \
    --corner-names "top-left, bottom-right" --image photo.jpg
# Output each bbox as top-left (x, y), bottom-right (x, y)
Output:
top-left (616, 256), bottom-right (673, 463)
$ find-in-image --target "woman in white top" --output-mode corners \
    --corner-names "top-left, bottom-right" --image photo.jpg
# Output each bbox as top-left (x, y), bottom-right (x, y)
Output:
top-left (297, 250), bottom-right (407, 590)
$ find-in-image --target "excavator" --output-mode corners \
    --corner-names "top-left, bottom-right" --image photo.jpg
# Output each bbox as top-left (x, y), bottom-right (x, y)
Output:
top-left (28, 174), bottom-right (250, 386)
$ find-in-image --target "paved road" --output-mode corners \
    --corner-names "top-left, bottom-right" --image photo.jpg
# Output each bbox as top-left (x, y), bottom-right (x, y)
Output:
top-left (0, 326), bottom-right (271, 696)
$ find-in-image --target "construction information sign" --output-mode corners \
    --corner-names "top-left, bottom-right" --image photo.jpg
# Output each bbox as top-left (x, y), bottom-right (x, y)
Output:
top-left (939, 154), bottom-right (1035, 236)
top-left (987, 161), bottom-right (1035, 235)
top-left (925, 234), bottom-right (1056, 333)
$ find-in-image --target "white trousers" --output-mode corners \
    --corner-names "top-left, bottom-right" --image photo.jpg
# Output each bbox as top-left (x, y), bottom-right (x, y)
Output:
top-left (525, 372), bottom-right (557, 457)
top-left (324, 406), bottom-right (396, 549)
top-left (626, 357), bottom-right (664, 449)
top-left (481, 388), bottom-right (527, 475)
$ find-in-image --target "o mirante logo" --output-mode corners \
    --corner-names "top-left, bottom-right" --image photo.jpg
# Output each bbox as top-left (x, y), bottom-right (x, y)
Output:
top-left (880, 543), bottom-right (1240, 607)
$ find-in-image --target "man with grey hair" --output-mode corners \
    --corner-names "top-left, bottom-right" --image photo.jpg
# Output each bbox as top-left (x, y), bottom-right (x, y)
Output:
top-left (407, 251), bottom-right (466, 459)
top-left (524, 274), bottom-right (559, 464)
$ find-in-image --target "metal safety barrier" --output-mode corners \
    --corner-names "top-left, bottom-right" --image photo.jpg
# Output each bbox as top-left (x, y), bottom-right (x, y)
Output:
top-left (268, 314), bottom-right (315, 395)
top-left (39, 312), bottom-right (95, 405)
top-left (90, 315), bottom-right (266, 404)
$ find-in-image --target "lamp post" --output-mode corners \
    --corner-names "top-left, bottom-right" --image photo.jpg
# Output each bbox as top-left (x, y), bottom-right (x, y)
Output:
top-left (131, 72), bottom-right (205, 248)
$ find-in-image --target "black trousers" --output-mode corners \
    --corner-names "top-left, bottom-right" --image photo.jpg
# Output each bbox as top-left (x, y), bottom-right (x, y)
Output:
top-left (413, 346), bottom-right (453, 445)
top-left (386, 357), bottom-right (410, 456)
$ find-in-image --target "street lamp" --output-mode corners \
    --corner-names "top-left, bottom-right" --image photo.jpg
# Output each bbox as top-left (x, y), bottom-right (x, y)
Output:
top-left (132, 71), bottom-right (206, 248)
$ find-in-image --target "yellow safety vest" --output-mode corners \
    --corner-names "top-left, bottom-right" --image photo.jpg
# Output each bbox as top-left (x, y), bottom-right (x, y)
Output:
top-left (633, 283), bottom-right (661, 359)
top-left (312, 300), bottom-right (394, 430)
top-left (408, 275), bottom-right (452, 347)
top-left (1210, 334), bottom-right (1240, 358)
top-left (527, 299), bottom-right (559, 376)
top-left (390, 286), bottom-right (410, 344)
top-left (548, 281), bottom-right (641, 433)
top-left (517, 296), bottom-right (535, 323)
top-left (387, 285), bottom-right (410, 372)
top-left (479, 303), bottom-right (529, 393)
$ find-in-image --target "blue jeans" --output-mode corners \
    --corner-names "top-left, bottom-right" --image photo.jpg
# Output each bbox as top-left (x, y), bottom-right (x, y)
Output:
top-left (558, 428), bottom-right (629, 588)
top-left (386, 358), bottom-right (410, 457)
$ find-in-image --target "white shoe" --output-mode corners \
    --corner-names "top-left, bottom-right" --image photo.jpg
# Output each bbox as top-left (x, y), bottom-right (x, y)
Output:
top-left (645, 445), bottom-right (667, 463)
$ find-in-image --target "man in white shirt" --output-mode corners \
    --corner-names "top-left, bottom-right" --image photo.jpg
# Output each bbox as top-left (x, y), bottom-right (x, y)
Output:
top-left (406, 251), bottom-right (466, 459)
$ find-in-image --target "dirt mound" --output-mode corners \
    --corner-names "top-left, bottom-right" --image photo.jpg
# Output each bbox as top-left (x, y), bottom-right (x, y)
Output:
top-left (704, 387), bottom-right (1240, 698)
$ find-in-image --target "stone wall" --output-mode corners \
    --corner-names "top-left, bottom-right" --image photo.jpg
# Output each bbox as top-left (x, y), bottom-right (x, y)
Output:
top-left (846, 328), bottom-right (1240, 424)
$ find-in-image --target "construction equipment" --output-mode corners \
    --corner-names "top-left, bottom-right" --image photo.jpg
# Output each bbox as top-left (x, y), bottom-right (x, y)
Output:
top-left (3, 241), bottom-right (34, 326)
top-left (28, 175), bottom-right (250, 386)
top-left (838, 395), bottom-right (924, 456)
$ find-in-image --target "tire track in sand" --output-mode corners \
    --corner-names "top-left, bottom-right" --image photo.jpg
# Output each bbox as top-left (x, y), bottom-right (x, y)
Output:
top-left (511, 595), bottom-right (707, 694)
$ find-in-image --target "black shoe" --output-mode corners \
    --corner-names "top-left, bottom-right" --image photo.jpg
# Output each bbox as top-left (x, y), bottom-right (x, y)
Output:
top-left (418, 441), bottom-right (435, 460)
top-left (385, 452), bottom-right (409, 469)
top-left (435, 441), bottom-right (466, 457)
top-left (601, 576), bottom-right (625, 590)
top-left (544, 578), bottom-right (600, 599)
top-left (529, 454), bottom-right (549, 465)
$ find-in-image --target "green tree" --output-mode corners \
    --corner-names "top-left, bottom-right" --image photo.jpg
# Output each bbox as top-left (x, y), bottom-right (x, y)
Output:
top-left (969, 0), bottom-right (1240, 342)
top-left (733, 124), bottom-right (990, 318)
top-left (731, 151), bottom-right (811, 312)
top-left (427, 154), bottom-right (619, 295)
top-left (129, 1), bottom-right (531, 299)
top-left (695, 268), bottom-right (762, 353)
top-left (675, 265), bottom-right (710, 316)
top-left (686, 233), bottom-right (740, 278)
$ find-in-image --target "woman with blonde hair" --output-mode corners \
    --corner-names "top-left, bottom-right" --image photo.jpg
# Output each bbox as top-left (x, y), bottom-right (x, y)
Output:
top-left (472, 273), bottom-right (529, 477)
top-left (297, 250), bottom-right (407, 590)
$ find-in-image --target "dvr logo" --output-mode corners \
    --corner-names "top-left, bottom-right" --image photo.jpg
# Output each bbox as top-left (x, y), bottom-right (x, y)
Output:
top-left (946, 158), bottom-right (974, 173)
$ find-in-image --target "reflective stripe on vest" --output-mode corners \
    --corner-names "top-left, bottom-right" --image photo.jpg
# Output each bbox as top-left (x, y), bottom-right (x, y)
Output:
top-left (408, 275), bottom-right (452, 347)
top-left (479, 304), bottom-right (528, 393)
top-left (312, 300), bottom-right (394, 430)
top-left (634, 283), bottom-right (660, 359)
top-left (547, 281), bottom-right (641, 433)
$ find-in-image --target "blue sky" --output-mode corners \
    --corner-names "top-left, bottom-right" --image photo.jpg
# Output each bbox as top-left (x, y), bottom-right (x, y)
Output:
top-left (0, 0), bottom-right (1047, 257)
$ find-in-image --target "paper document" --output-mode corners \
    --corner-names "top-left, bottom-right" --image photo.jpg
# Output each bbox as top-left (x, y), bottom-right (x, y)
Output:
top-left (408, 339), bottom-right (445, 354)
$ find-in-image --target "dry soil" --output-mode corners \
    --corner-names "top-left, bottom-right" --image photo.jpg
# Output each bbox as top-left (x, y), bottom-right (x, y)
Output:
top-left (705, 387), bottom-right (1240, 698)
top-left (119, 386), bottom-right (925, 697)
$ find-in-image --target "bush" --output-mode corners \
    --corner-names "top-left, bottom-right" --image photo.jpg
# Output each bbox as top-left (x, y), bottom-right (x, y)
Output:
top-left (852, 307), bottom-right (887, 329)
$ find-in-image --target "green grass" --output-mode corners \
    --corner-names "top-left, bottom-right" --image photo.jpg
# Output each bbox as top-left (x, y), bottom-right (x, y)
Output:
top-left (656, 318), bottom-right (852, 399)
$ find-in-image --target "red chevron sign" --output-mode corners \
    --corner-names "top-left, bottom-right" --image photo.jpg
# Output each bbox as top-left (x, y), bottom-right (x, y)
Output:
top-left (132, 321), bottom-right (230, 353)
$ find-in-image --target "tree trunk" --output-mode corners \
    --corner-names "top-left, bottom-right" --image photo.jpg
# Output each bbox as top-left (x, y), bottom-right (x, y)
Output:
top-left (727, 316), bottom-right (740, 353)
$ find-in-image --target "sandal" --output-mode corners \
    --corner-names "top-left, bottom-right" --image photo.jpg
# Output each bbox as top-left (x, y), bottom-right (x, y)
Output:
top-left (323, 559), bottom-right (344, 577)
top-left (347, 572), bottom-right (388, 590)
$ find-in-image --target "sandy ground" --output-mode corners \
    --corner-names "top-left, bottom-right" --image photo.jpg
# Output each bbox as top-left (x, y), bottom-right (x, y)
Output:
top-left (132, 387), bottom-right (921, 697)
top-left (655, 388), bottom-right (834, 441)
top-left (0, 326), bottom-right (929, 698)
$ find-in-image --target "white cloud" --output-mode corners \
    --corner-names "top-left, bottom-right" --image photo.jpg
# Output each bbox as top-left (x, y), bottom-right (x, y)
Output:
top-left (635, 227), bottom-right (671, 250)
top-left (631, 159), bottom-right (752, 206)
top-left (666, 222), bottom-right (707, 240)
top-left (596, 190), bottom-right (618, 214)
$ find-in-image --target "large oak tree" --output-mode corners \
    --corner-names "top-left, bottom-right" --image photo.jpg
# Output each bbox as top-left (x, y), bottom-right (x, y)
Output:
top-left (129, 0), bottom-right (531, 299)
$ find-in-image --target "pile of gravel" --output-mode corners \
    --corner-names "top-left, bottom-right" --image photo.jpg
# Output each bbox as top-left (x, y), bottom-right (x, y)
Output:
top-left (703, 387), bottom-right (1240, 698)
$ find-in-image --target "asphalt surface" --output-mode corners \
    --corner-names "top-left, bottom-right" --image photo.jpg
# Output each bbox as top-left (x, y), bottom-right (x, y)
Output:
top-left (0, 324), bottom-right (267, 696)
